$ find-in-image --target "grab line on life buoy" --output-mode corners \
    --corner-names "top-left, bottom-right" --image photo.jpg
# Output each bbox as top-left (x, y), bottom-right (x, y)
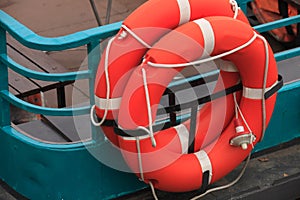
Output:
top-left (141, 68), bottom-right (156, 147)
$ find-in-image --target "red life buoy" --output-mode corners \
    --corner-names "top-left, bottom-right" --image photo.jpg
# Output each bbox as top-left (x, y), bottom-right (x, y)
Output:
top-left (117, 16), bottom-right (278, 192)
top-left (91, 0), bottom-right (249, 146)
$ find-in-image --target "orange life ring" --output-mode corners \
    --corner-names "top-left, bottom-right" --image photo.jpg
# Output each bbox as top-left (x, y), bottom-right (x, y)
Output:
top-left (117, 16), bottom-right (279, 192)
top-left (92, 0), bottom-right (249, 146)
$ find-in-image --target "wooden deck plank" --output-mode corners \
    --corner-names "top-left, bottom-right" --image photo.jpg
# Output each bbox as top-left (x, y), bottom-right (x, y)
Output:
top-left (42, 114), bottom-right (91, 142)
top-left (7, 83), bottom-right (21, 96)
top-left (7, 36), bottom-right (68, 91)
top-left (6, 35), bottom-right (76, 105)
top-left (7, 36), bottom-right (68, 73)
top-left (7, 45), bottom-right (54, 91)
top-left (12, 114), bottom-right (91, 143)
top-left (8, 69), bottom-right (40, 97)
top-left (16, 120), bottom-right (69, 143)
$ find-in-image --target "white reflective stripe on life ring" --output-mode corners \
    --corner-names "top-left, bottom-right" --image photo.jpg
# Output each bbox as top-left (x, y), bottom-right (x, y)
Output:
top-left (243, 80), bottom-right (278, 100)
top-left (194, 18), bottom-right (215, 58)
top-left (174, 124), bottom-right (189, 154)
top-left (216, 59), bottom-right (239, 72)
top-left (177, 0), bottom-right (191, 25)
top-left (94, 95), bottom-right (122, 110)
top-left (194, 150), bottom-right (213, 184)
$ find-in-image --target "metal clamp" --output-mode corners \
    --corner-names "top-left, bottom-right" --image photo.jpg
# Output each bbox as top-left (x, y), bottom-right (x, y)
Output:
top-left (230, 133), bottom-right (256, 150)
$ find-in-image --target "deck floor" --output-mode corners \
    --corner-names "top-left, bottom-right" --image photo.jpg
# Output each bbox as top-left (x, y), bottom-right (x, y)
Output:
top-left (115, 142), bottom-right (300, 200)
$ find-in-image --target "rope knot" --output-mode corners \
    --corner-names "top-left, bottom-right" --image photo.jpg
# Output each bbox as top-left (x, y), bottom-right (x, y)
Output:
top-left (229, 0), bottom-right (239, 19)
top-left (118, 30), bottom-right (128, 40)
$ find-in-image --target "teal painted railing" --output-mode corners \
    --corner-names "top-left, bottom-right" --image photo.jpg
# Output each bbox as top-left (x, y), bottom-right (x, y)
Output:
top-left (0, 10), bottom-right (121, 140)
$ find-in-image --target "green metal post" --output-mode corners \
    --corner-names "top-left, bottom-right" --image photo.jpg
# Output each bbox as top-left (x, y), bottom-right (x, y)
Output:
top-left (0, 27), bottom-right (10, 127)
top-left (87, 40), bottom-right (103, 141)
top-left (236, 0), bottom-right (252, 14)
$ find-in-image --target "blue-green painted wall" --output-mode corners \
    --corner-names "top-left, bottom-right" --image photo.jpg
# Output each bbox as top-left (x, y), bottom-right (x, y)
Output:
top-left (0, 126), bottom-right (145, 200)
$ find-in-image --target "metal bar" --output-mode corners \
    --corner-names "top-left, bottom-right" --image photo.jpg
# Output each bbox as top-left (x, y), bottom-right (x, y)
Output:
top-left (166, 88), bottom-right (177, 126)
top-left (0, 90), bottom-right (90, 116)
top-left (254, 14), bottom-right (300, 33)
top-left (0, 54), bottom-right (90, 81)
top-left (56, 86), bottom-right (66, 108)
top-left (168, 70), bottom-right (218, 88)
top-left (41, 115), bottom-right (73, 142)
top-left (87, 41), bottom-right (103, 141)
top-left (0, 10), bottom-right (121, 51)
top-left (105, 0), bottom-right (113, 24)
top-left (89, 0), bottom-right (102, 26)
top-left (188, 105), bottom-right (198, 153)
top-left (157, 83), bottom-right (243, 115)
top-left (165, 72), bottom-right (219, 95)
top-left (0, 27), bottom-right (10, 127)
top-left (296, 9), bottom-right (300, 45)
top-left (275, 46), bottom-right (300, 61)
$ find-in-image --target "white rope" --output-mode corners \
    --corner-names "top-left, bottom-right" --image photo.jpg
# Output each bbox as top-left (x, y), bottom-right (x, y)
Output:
top-left (136, 136), bottom-right (145, 181)
top-left (91, 36), bottom-right (115, 126)
top-left (229, 0), bottom-right (240, 19)
top-left (234, 92), bottom-right (256, 149)
top-left (149, 181), bottom-right (159, 200)
top-left (121, 25), bottom-right (152, 48)
top-left (147, 32), bottom-right (258, 68)
top-left (233, 92), bottom-right (253, 133)
top-left (233, 92), bottom-right (239, 119)
top-left (139, 68), bottom-right (157, 147)
top-left (136, 137), bottom-right (159, 200)
top-left (190, 154), bottom-right (251, 200)
top-left (257, 34), bottom-right (269, 141)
